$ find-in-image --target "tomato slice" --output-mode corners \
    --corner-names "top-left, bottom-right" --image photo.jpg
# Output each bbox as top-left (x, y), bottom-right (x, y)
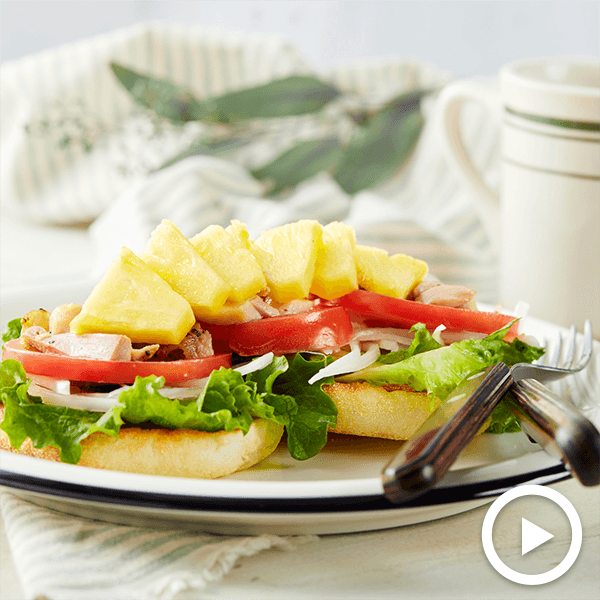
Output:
top-left (205, 306), bottom-right (354, 356)
top-left (336, 290), bottom-right (519, 337)
top-left (2, 340), bottom-right (232, 385)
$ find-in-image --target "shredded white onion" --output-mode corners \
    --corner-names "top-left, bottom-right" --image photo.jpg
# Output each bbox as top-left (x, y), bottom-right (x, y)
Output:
top-left (351, 327), bottom-right (414, 346)
top-left (234, 352), bottom-right (274, 376)
top-left (148, 384), bottom-right (207, 399)
top-left (29, 383), bottom-right (122, 412)
top-left (378, 339), bottom-right (400, 352)
top-left (432, 324), bottom-right (447, 345)
top-left (29, 374), bottom-right (71, 395)
top-left (440, 330), bottom-right (488, 344)
top-left (308, 342), bottom-right (380, 385)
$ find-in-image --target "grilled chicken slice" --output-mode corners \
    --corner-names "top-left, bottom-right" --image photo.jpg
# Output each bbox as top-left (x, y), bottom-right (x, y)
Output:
top-left (153, 324), bottom-right (214, 361)
top-left (179, 325), bottom-right (214, 359)
top-left (130, 344), bottom-right (160, 361)
top-left (413, 281), bottom-right (476, 309)
top-left (277, 299), bottom-right (315, 314)
top-left (21, 326), bottom-right (133, 361)
top-left (249, 296), bottom-right (279, 317)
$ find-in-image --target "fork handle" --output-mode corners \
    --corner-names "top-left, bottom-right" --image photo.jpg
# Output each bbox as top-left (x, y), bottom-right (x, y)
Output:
top-left (382, 363), bottom-right (513, 503)
top-left (509, 379), bottom-right (600, 486)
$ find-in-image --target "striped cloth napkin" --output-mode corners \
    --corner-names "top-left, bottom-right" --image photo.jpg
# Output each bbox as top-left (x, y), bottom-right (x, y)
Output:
top-left (1, 493), bottom-right (317, 600)
top-left (0, 22), bottom-right (503, 600)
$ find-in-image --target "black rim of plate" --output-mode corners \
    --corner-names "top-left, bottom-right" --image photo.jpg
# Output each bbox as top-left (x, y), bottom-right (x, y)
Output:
top-left (0, 463), bottom-right (570, 514)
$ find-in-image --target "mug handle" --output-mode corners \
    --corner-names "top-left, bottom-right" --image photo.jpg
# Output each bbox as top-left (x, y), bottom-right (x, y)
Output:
top-left (435, 80), bottom-right (502, 249)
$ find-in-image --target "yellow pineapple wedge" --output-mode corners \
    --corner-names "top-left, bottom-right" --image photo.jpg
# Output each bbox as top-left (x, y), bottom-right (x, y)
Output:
top-left (139, 220), bottom-right (232, 320)
top-left (355, 245), bottom-right (428, 299)
top-left (226, 220), bottom-right (276, 278)
top-left (255, 220), bottom-right (323, 304)
top-left (189, 224), bottom-right (266, 303)
top-left (310, 221), bottom-right (358, 300)
top-left (70, 247), bottom-right (195, 345)
top-left (226, 219), bottom-right (251, 246)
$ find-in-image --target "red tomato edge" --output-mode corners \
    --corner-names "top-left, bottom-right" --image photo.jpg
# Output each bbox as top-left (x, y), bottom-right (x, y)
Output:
top-left (204, 306), bottom-right (354, 356)
top-left (335, 290), bottom-right (520, 338)
top-left (2, 340), bottom-right (232, 385)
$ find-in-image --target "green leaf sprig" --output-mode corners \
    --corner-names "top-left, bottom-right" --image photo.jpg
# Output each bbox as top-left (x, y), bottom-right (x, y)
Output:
top-left (111, 64), bottom-right (341, 125)
top-left (110, 62), bottom-right (434, 196)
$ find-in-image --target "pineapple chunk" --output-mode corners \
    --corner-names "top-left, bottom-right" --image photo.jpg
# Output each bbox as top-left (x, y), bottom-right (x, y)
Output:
top-left (189, 224), bottom-right (267, 303)
top-left (226, 220), bottom-right (277, 280)
top-left (355, 245), bottom-right (428, 299)
top-left (255, 220), bottom-right (323, 304)
top-left (139, 220), bottom-right (232, 320)
top-left (310, 221), bottom-right (358, 300)
top-left (70, 247), bottom-right (195, 345)
top-left (226, 219), bottom-right (251, 246)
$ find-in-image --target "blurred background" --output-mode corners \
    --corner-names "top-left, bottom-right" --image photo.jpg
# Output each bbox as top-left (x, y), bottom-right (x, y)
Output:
top-left (2, 1), bottom-right (599, 74)
top-left (1, 1), bottom-right (598, 299)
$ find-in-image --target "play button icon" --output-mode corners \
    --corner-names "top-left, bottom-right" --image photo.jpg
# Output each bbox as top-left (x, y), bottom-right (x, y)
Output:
top-left (521, 518), bottom-right (554, 555)
top-left (482, 484), bottom-right (583, 585)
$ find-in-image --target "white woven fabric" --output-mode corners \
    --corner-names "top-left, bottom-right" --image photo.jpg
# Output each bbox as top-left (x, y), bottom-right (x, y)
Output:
top-left (0, 493), bottom-right (317, 600)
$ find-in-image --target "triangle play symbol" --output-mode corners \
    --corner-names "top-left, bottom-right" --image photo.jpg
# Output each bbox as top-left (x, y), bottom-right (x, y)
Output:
top-left (522, 518), bottom-right (554, 555)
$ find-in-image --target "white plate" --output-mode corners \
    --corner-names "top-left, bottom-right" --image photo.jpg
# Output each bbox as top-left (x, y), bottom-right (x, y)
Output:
top-left (1, 282), bottom-right (598, 535)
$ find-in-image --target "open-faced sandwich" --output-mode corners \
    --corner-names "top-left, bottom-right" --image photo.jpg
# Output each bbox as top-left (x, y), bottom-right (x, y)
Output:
top-left (0, 219), bottom-right (543, 478)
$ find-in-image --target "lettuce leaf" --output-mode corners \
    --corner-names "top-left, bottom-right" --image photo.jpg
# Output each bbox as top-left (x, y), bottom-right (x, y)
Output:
top-left (107, 372), bottom-right (257, 434)
top-left (486, 399), bottom-right (522, 434)
top-left (376, 323), bottom-right (442, 364)
top-left (340, 324), bottom-right (544, 401)
top-left (258, 353), bottom-right (338, 460)
top-left (0, 360), bottom-right (121, 464)
top-left (2, 318), bottom-right (22, 347)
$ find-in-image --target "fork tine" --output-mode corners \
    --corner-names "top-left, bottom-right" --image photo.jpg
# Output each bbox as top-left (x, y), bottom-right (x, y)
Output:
top-left (548, 331), bottom-right (563, 369)
top-left (515, 319), bottom-right (593, 384)
top-left (534, 336), bottom-right (548, 365)
top-left (579, 319), bottom-right (594, 369)
top-left (562, 325), bottom-right (577, 370)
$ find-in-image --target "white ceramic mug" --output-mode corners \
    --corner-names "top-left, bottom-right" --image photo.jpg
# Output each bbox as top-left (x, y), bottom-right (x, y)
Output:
top-left (435, 56), bottom-right (600, 331)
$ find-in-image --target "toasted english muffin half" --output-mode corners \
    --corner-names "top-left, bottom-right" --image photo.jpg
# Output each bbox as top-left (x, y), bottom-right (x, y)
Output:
top-left (0, 405), bottom-right (284, 479)
top-left (324, 382), bottom-right (440, 441)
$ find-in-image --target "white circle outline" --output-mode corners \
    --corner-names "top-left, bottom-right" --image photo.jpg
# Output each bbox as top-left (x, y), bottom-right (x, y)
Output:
top-left (481, 484), bottom-right (582, 585)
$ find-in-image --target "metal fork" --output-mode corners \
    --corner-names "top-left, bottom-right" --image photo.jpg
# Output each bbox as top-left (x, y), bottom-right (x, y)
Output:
top-left (508, 320), bottom-right (599, 486)
top-left (510, 320), bottom-right (594, 384)
top-left (382, 320), bottom-right (599, 503)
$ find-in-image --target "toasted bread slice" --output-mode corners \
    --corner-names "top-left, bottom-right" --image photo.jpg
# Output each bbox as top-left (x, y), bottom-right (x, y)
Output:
top-left (324, 382), bottom-right (440, 441)
top-left (0, 405), bottom-right (283, 479)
